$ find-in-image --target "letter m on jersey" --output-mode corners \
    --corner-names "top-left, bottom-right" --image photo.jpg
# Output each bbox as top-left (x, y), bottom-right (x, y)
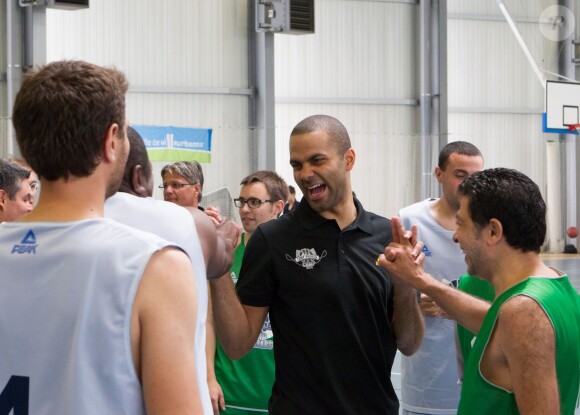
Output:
top-left (0, 376), bottom-right (29, 415)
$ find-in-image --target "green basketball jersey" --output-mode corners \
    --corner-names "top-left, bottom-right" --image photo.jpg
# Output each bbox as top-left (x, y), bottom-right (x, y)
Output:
top-left (456, 274), bottom-right (495, 367)
top-left (458, 276), bottom-right (580, 415)
top-left (214, 234), bottom-right (275, 413)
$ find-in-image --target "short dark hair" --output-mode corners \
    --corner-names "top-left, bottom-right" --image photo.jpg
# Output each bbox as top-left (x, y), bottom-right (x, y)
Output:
top-left (123, 127), bottom-right (152, 185)
top-left (12, 60), bottom-right (128, 180)
top-left (438, 141), bottom-right (482, 171)
top-left (291, 114), bottom-right (351, 156)
top-left (288, 185), bottom-right (296, 195)
top-left (240, 170), bottom-right (289, 204)
top-left (161, 161), bottom-right (204, 202)
top-left (0, 159), bottom-right (30, 199)
top-left (458, 168), bottom-right (546, 253)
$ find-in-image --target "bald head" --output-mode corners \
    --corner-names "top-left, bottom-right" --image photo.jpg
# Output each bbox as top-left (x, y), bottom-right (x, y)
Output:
top-left (290, 114), bottom-right (351, 156)
top-left (118, 126), bottom-right (153, 197)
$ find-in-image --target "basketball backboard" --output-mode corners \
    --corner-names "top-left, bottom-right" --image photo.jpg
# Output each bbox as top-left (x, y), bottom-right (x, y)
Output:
top-left (544, 80), bottom-right (580, 135)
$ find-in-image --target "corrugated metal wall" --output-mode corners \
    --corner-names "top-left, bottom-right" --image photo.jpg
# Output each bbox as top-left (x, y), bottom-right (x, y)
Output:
top-left (42, 0), bottom-right (567, 221)
top-left (448, 1), bottom-right (550, 196)
top-left (275, 0), bottom-right (421, 218)
top-left (46, 0), bottom-right (251, 200)
top-left (0, 0), bottom-right (10, 159)
top-left (0, 0), bottom-right (6, 119)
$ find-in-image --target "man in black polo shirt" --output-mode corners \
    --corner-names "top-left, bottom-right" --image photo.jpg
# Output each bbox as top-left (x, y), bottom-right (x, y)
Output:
top-left (210, 114), bottom-right (424, 414)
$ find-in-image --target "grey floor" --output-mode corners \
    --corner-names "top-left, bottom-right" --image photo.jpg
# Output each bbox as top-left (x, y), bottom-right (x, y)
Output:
top-left (392, 254), bottom-right (580, 414)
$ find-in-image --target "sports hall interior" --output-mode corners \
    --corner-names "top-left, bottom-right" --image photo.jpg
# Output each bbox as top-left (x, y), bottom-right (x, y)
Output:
top-left (1, 1), bottom-right (579, 412)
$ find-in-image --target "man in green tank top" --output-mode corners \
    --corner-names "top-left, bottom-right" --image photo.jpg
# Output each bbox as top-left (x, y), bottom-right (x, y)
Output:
top-left (379, 168), bottom-right (580, 414)
top-left (208, 170), bottom-right (288, 414)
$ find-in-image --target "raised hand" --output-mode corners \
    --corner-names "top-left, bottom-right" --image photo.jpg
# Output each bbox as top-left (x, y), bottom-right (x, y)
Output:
top-left (378, 217), bottom-right (427, 289)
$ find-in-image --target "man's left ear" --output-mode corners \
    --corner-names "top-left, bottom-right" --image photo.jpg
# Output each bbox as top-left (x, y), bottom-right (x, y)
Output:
top-left (131, 165), bottom-right (149, 197)
top-left (0, 189), bottom-right (7, 210)
top-left (345, 148), bottom-right (356, 172)
top-left (488, 218), bottom-right (503, 243)
top-left (274, 200), bottom-right (285, 217)
top-left (103, 123), bottom-right (121, 162)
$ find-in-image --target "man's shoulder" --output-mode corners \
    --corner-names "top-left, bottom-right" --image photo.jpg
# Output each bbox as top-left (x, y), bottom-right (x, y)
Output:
top-left (107, 193), bottom-right (191, 218)
top-left (360, 207), bottom-right (389, 222)
top-left (399, 198), bottom-right (435, 218)
top-left (105, 193), bottom-right (196, 247)
top-left (100, 217), bottom-right (173, 246)
top-left (108, 193), bottom-right (193, 224)
top-left (259, 212), bottom-right (297, 233)
top-left (6, 218), bottom-right (171, 251)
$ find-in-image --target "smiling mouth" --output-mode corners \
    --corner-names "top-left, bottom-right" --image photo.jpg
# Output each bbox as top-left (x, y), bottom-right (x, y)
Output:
top-left (307, 184), bottom-right (326, 199)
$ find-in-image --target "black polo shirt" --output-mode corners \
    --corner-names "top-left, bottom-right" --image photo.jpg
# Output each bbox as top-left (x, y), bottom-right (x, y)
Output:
top-left (236, 198), bottom-right (398, 415)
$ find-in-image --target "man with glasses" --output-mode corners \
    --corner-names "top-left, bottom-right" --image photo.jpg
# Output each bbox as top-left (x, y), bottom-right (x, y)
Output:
top-left (208, 170), bottom-right (287, 415)
top-left (161, 161), bottom-right (205, 210)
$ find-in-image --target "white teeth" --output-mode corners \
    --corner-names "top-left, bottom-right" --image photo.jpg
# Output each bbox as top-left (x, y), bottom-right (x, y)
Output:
top-left (308, 184), bottom-right (322, 190)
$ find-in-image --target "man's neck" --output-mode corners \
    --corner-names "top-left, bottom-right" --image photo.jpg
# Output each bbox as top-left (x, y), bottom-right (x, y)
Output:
top-left (319, 200), bottom-right (357, 230)
top-left (490, 251), bottom-right (560, 296)
top-left (19, 178), bottom-right (106, 222)
top-left (429, 197), bottom-right (457, 231)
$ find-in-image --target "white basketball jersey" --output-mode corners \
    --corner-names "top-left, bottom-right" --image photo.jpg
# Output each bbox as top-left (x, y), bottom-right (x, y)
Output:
top-left (0, 219), bottom-right (173, 415)
top-left (399, 199), bottom-right (465, 414)
top-left (105, 192), bottom-right (211, 414)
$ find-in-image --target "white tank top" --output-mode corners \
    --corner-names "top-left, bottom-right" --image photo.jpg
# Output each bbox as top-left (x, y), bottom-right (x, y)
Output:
top-left (0, 219), bottom-right (172, 414)
top-left (105, 192), bottom-right (211, 414)
top-left (399, 199), bottom-right (465, 414)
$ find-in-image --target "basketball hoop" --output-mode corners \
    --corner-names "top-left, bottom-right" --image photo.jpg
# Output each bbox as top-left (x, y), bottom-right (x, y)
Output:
top-left (567, 124), bottom-right (580, 134)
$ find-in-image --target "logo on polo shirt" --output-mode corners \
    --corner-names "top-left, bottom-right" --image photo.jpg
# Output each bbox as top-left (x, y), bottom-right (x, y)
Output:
top-left (285, 248), bottom-right (327, 270)
top-left (11, 230), bottom-right (38, 255)
top-left (422, 244), bottom-right (432, 257)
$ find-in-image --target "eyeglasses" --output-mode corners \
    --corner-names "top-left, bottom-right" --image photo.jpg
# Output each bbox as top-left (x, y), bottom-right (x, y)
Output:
top-left (234, 198), bottom-right (275, 209)
top-left (158, 182), bottom-right (196, 190)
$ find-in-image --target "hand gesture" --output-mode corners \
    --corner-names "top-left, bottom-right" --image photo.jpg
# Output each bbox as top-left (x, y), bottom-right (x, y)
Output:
top-left (377, 217), bottom-right (427, 289)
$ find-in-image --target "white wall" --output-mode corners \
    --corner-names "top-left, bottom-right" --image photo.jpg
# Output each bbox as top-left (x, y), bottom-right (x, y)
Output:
top-left (0, 0), bottom-right (9, 158)
top-left (274, 0), bottom-right (420, 218)
top-left (448, 3), bottom-right (549, 194)
top-left (41, 0), bottom-right (572, 225)
top-left (273, 0), bottom-right (557, 220)
top-left (46, 0), bottom-right (251, 200)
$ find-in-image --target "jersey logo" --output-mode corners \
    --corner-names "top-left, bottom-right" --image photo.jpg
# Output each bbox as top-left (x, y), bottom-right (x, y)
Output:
top-left (286, 248), bottom-right (327, 270)
top-left (422, 244), bottom-right (432, 257)
top-left (0, 375), bottom-right (29, 414)
top-left (11, 230), bottom-right (38, 255)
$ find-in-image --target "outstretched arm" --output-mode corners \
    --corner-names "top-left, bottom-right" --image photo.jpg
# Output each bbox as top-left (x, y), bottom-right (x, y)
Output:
top-left (132, 247), bottom-right (202, 414)
top-left (209, 273), bottom-right (269, 360)
top-left (379, 217), bottom-right (490, 335)
top-left (186, 207), bottom-right (241, 279)
top-left (385, 218), bottom-right (424, 355)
